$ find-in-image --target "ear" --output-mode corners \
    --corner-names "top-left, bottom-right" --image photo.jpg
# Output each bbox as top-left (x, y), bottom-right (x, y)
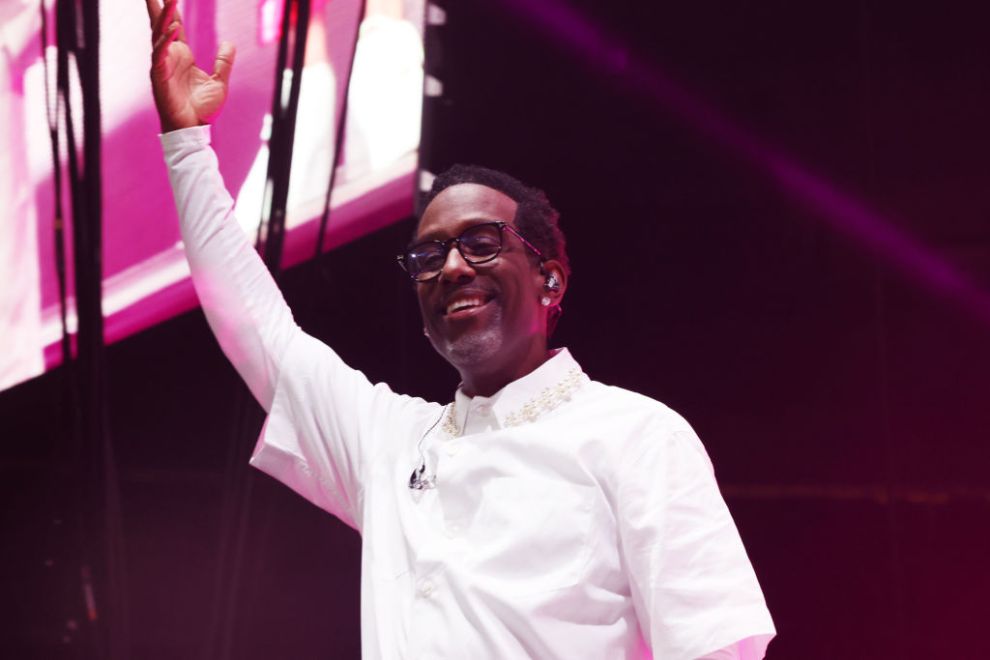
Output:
top-left (538, 260), bottom-right (568, 307)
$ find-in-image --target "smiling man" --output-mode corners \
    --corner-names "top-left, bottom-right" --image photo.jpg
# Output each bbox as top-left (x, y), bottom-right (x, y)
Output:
top-left (410, 171), bottom-right (569, 397)
top-left (147, 1), bottom-right (774, 657)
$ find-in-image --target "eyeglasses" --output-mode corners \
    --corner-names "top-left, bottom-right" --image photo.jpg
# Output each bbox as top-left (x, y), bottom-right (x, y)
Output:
top-left (397, 221), bottom-right (543, 282)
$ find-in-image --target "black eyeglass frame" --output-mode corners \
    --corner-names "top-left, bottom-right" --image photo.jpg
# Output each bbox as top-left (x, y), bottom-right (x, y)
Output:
top-left (396, 221), bottom-right (544, 282)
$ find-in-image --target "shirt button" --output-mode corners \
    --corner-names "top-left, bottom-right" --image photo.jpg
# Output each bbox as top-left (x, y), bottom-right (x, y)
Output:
top-left (445, 522), bottom-right (460, 538)
top-left (444, 443), bottom-right (459, 457)
top-left (475, 403), bottom-right (492, 415)
top-left (417, 579), bottom-right (434, 597)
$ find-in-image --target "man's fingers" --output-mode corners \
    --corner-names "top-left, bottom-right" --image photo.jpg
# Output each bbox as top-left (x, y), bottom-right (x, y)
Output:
top-left (172, 1), bottom-right (188, 42)
top-left (151, 0), bottom-right (176, 44)
top-left (152, 1), bottom-right (187, 46)
top-left (151, 24), bottom-right (180, 73)
top-left (212, 41), bottom-right (236, 87)
top-left (145, 0), bottom-right (162, 26)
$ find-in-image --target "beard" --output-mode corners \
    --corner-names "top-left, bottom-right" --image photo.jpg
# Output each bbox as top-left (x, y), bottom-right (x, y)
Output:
top-left (430, 305), bottom-right (506, 373)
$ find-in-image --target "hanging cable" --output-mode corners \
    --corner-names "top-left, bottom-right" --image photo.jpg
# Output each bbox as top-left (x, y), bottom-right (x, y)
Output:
top-left (313, 0), bottom-right (367, 259)
top-left (40, 0), bottom-right (71, 367)
top-left (52, 0), bottom-right (128, 657)
top-left (204, 4), bottom-right (312, 659)
top-left (257, 0), bottom-right (312, 278)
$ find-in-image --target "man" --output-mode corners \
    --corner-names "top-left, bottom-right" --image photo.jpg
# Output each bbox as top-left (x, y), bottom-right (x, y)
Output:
top-left (146, 1), bottom-right (775, 657)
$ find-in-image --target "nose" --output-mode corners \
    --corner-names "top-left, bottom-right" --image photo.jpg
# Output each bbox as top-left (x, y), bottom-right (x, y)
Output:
top-left (439, 243), bottom-right (475, 282)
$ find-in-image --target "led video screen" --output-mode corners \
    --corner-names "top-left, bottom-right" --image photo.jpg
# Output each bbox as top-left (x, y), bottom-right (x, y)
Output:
top-left (0, 0), bottom-right (424, 392)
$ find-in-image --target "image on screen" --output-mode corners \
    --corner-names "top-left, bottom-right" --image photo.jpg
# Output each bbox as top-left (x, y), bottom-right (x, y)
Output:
top-left (0, 0), bottom-right (425, 392)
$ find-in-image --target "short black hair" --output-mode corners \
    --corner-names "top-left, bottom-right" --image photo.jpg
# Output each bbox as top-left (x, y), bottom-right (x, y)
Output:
top-left (421, 164), bottom-right (571, 277)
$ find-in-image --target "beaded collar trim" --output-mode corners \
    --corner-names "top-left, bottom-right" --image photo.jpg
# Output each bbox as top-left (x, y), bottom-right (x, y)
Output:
top-left (441, 368), bottom-right (587, 437)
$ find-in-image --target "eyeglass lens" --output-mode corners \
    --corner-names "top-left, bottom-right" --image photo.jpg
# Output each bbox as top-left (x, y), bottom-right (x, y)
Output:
top-left (405, 223), bottom-right (503, 280)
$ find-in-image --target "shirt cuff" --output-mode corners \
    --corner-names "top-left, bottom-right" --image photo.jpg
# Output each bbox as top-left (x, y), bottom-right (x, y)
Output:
top-left (159, 124), bottom-right (212, 151)
top-left (696, 633), bottom-right (775, 659)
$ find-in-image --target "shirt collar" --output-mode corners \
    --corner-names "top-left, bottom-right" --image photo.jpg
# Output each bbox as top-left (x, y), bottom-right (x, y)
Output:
top-left (451, 348), bottom-right (584, 434)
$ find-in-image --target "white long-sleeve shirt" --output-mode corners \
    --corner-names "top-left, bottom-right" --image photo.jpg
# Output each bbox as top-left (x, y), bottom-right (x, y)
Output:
top-left (162, 125), bottom-right (775, 659)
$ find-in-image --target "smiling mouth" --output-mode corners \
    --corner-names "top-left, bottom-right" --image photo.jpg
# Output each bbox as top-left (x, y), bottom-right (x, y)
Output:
top-left (442, 293), bottom-right (495, 318)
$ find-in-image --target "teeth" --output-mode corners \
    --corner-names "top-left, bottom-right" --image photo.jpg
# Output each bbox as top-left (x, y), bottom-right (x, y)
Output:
top-left (446, 296), bottom-right (486, 315)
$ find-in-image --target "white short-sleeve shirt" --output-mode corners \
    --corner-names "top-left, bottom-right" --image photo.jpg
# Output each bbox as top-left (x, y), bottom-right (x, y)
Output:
top-left (250, 341), bottom-right (775, 659)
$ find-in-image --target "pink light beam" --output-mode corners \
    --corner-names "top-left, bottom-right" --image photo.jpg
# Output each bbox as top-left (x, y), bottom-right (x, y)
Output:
top-left (498, 0), bottom-right (990, 325)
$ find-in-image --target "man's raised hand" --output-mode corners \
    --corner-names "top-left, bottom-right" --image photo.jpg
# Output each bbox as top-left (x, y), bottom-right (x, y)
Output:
top-left (146, 0), bottom-right (235, 132)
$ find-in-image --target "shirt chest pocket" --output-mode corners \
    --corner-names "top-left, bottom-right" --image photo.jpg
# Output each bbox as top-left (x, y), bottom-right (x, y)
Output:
top-left (459, 476), bottom-right (602, 594)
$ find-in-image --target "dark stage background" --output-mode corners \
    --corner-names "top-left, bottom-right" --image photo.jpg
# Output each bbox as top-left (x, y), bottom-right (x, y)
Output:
top-left (3, 1), bottom-right (989, 658)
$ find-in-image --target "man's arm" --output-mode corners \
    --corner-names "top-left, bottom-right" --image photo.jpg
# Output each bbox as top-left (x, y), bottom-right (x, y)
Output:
top-left (617, 417), bottom-right (776, 660)
top-left (146, 0), bottom-right (296, 408)
top-left (145, 2), bottom-right (435, 528)
top-left (161, 126), bottom-right (296, 410)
